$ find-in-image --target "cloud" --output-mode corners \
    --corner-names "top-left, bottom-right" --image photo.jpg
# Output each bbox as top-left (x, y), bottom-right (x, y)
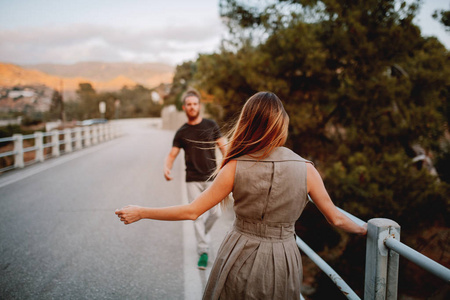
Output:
top-left (0, 18), bottom-right (226, 65)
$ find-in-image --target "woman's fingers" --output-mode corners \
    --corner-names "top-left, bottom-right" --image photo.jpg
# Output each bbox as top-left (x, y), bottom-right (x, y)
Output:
top-left (115, 208), bottom-right (128, 224)
top-left (115, 207), bottom-right (139, 225)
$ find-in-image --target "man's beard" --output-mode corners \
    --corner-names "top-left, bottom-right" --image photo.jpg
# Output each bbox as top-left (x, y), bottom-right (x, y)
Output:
top-left (186, 110), bottom-right (199, 121)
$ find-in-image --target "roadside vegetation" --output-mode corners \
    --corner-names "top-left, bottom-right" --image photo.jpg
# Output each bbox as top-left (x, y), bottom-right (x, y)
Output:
top-left (165, 1), bottom-right (450, 298)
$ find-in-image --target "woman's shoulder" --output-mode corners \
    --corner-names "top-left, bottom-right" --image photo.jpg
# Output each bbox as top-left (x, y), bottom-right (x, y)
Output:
top-left (236, 147), bottom-right (311, 163)
top-left (269, 147), bottom-right (310, 162)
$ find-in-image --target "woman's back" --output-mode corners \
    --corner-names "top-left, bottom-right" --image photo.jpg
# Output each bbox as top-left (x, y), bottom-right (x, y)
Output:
top-left (233, 146), bottom-right (309, 224)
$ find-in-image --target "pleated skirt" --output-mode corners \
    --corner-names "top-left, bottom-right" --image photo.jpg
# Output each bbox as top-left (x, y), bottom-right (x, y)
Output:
top-left (202, 225), bottom-right (302, 300)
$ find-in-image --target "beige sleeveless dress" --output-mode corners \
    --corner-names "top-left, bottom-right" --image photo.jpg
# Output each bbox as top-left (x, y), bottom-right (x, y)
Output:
top-left (203, 147), bottom-right (310, 300)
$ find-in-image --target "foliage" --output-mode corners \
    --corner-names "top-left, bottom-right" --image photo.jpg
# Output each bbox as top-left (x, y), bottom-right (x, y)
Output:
top-left (165, 61), bottom-right (197, 110)
top-left (201, 0), bottom-right (450, 226)
top-left (433, 9), bottom-right (450, 30)
top-left (21, 113), bottom-right (45, 126)
top-left (74, 83), bottom-right (98, 120)
top-left (47, 90), bottom-right (64, 121)
top-left (63, 83), bottom-right (163, 121)
top-left (179, 0), bottom-right (450, 297)
top-left (0, 124), bottom-right (38, 139)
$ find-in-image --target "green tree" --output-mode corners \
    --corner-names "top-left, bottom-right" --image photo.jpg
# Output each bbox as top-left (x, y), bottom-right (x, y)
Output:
top-left (67, 84), bottom-right (163, 120)
top-left (207, 0), bottom-right (449, 222)
top-left (48, 90), bottom-right (64, 121)
top-left (76, 83), bottom-right (98, 119)
top-left (165, 61), bottom-right (197, 110)
top-left (433, 9), bottom-right (450, 30)
top-left (116, 85), bottom-right (162, 118)
top-left (188, 0), bottom-right (450, 298)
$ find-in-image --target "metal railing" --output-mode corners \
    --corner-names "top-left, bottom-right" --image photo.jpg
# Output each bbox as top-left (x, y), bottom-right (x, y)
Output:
top-left (0, 123), bottom-right (118, 173)
top-left (296, 198), bottom-right (450, 299)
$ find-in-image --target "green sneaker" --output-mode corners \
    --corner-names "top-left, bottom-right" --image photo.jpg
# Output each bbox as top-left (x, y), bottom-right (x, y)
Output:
top-left (198, 253), bottom-right (208, 270)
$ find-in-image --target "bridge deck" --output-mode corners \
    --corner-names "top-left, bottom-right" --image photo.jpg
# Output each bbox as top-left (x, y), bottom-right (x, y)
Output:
top-left (0, 119), bottom-right (234, 299)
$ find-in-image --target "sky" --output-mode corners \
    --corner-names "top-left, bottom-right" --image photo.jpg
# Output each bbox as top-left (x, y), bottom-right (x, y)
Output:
top-left (0, 0), bottom-right (448, 67)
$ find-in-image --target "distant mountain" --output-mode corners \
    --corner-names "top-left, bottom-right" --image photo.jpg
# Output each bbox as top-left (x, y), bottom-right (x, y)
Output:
top-left (22, 62), bottom-right (174, 88)
top-left (0, 62), bottom-right (176, 113)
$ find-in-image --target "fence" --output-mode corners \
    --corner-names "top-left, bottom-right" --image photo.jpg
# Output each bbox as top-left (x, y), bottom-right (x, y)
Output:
top-left (0, 123), bottom-right (118, 173)
top-left (296, 198), bottom-right (450, 299)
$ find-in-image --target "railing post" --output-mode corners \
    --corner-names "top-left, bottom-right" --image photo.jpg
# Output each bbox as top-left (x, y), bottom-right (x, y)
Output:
top-left (13, 134), bottom-right (24, 168)
top-left (74, 127), bottom-right (82, 150)
top-left (98, 124), bottom-right (104, 142)
top-left (104, 123), bottom-right (108, 141)
top-left (51, 130), bottom-right (60, 157)
top-left (92, 125), bottom-right (99, 144)
top-left (105, 123), bottom-right (110, 140)
top-left (364, 218), bottom-right (400, 300)
top-left (34, 131), bottom-right (44, 162)
top-left (103, 123), bottom-right (109, 140)
top-left (64, 129), bottom-right (72, 153)
top-left (109, 123), bottom-right (115, 139)
top-left (84, 126), bottom-right (91, 147)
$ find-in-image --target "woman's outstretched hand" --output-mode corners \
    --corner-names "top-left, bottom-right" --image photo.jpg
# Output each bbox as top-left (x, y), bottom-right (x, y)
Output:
top-left (115, 205), bottom-right (142, 225)
top-left (360, 223), bottom-right (368, 236)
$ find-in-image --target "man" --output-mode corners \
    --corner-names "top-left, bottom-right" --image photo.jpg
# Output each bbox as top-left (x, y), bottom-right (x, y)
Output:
top-left (164, 88), bottom-right (226, 270)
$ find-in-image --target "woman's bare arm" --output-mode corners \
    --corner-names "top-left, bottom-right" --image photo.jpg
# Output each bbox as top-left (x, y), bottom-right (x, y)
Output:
top-left (116, 160), bottom-right (236, 224)
top-left (306, 163), bottom-right (367, 235)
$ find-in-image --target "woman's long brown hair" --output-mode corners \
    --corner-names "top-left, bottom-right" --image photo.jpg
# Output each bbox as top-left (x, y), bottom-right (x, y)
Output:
top-left (221, 91), bottom-right (289, 169)
top-left (217, 92), bottom-right (289, 208)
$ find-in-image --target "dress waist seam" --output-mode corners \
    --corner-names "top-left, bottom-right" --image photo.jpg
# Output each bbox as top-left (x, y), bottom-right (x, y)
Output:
top-left (233, 217), bottom-right (295, 240)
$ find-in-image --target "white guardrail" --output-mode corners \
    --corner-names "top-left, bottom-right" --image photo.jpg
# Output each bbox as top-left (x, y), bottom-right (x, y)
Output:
top-left (0, 122), bottom-right (119, 173)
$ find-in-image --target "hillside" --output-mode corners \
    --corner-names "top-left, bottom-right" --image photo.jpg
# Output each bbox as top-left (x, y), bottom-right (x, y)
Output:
top-left (0, 62), bottom-right (174, 92)
top-left (22, 62), bottom-right (175, 88)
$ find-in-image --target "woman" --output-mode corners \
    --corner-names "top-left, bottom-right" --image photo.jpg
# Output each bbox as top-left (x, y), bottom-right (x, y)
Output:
top-left (115, 91), bottom-right (367, 299)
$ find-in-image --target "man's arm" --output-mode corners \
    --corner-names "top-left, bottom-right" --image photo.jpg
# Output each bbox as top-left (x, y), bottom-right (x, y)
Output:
top-left (216, 137), bottom-right (227, 156)
top-left (164, 147), bottom-right (181, 181)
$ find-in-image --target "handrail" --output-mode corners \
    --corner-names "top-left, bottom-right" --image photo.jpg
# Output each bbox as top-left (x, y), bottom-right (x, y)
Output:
top-left (0, 122), bottom-right (118, 173)
top-left (300, 196), bottom-right (450, 299)
top-left (384, 236), bottom-right (450, 282)
top-left (337, 207), bottom-right (365, 226)
top-left (0, 136), bottom-right (15, 143)
top-left (298, 196), bottom-right (365, 299)
top-left (0, 150), bottom-right (16, 157)
top-left (296, 235), bottom-right (361, 300)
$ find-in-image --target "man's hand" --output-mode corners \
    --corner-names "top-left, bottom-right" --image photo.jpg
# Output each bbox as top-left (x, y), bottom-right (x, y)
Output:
top-left (164, 166), bottom-right (173, 181)
top-left (164, 147), bottom-right (180, 181)
top-left (115, 205), bottom-right (143, 225)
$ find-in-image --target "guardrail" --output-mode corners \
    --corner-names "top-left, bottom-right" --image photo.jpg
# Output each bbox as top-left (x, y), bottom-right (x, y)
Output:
top-left (296, 198), bottom-right (450, 299)
top-left (0, 123), bottom-right (118, 173)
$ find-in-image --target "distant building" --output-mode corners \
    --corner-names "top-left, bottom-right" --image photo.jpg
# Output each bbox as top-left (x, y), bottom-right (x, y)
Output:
top-left (0, 85), bottom-right (52, 113)
top-left (8, 90), bottom-right (35, 99)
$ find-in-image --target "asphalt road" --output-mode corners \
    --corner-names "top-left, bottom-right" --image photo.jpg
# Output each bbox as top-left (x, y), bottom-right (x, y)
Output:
top-left (0, 119), bottom-right (234, 300)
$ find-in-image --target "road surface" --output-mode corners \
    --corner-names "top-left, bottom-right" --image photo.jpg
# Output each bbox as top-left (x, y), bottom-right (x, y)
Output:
top-left (0, 119), bottom-right (234, 300)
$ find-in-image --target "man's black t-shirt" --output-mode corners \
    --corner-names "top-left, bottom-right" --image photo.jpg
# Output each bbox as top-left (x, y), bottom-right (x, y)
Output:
top-left (173, 118), bottom-right (222, 182)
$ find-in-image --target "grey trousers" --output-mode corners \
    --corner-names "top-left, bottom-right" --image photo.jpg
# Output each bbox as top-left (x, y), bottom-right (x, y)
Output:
top-left (186, 181), bottom-right (222, 255)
